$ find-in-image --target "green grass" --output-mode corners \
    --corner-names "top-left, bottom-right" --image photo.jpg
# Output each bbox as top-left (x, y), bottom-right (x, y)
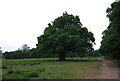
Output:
top-left (2, 57), bottom-right (102, 79)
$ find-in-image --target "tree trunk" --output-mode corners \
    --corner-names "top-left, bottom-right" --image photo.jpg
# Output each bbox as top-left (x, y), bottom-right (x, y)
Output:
top-left (58, 52), bottom-right (66, 61)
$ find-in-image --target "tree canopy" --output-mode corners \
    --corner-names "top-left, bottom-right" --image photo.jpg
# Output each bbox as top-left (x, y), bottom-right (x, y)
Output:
top-left (100, 1), bottom-right (120, 59)
top-left (36, 12), bottom-right (95, 61)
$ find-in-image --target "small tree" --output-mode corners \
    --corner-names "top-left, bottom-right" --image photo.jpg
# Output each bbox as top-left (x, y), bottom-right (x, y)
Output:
top-left (37, 12), bottom-right (95, 61)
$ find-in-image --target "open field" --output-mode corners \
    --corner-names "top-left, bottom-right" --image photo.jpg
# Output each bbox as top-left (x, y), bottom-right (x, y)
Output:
top-left (2, 57), bottom-right (102, 79)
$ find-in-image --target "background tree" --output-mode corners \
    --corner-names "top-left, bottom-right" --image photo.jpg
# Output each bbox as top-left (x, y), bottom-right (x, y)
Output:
top-left (21, 44), bottom-right (30, 52)
top-left (3, 44), bottom-right (31, 59)
top-left (0, 47), bottom-right (2, 58)
top-left (36, 12), bottom-right (95, 61)
top-left (100, 1), bottom-right (120, 59)
top-left (29, 48), bottom-right (41, 58)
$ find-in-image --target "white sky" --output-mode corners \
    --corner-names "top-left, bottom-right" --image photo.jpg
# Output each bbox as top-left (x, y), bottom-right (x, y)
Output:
top-left (0, 0), bottom-right (115, 52)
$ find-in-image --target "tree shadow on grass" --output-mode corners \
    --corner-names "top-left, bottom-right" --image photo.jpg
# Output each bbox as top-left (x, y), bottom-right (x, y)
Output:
top-left (64, 59), bottom-right (102, 62)
top-left (42, 59), bottom-right (102, 62)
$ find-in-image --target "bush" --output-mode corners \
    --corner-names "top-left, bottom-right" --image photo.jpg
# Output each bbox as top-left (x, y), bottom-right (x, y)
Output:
top-left (38, 68), bottom-right (45, 72)
top-left (8, 70), bottom-right (14, 74)
top-left (10, 64), bottom-right (12, 66)
top-left (37, 63), bottom-right (40, 65)
top-left (14, 70), bottom-right (22, 74)
top-left (9, 66), bottom-right (12, 68)
top-left (30, 64), bottom-right (33, 65)
top-left (24, 72), bottom-right (39, 78)
top-left (33, 63), bottom-right (35, 65)
top-left (2, 66), bottom-right (8, 69)
top-left (23, 64), bottom-right (26, 66)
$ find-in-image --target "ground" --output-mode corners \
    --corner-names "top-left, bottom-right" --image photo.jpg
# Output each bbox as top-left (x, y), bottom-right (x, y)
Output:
top-left (99, 57), bottom-right (119, 79)
top-left (2, 57), bottom-right (119, 79)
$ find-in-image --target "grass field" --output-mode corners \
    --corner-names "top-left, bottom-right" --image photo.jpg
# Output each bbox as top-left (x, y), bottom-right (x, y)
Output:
top-left (2, 57), bottom-right (102, 79)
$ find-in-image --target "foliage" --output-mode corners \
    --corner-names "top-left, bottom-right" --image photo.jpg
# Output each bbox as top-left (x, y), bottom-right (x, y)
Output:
top-left (89, 50), bottom-right (102, 57)
top-left (8, 70), bottom-right (14, 74)
top-left (0, 47), bottom-right (2, 58)
top-left (2, 66), bottom-right (8, 69)
top-left (36, 12), bottom-right (95, 61)
top-left (29, 48), bottom-right (39, 58)
top-left (24, 72), bottom-right (39, 78)
top-left (38, 68), bottom-right (45, 72)
top-left (3, 50), bottom-right (30, 59)
top-left (100, 1), bottom-right (120, 59)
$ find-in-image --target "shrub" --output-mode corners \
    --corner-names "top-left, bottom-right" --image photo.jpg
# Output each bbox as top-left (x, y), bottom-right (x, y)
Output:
top-left (30, 64), bottom-right (33, 65)
top-left (9, 66), bottom-right (12, 68)
top-left (34, 63), bottom-right (37, 65)
top-left (24, 72), bottom-right (39, 78)
top-left (2, 66), bottom-right (8, 69)
top-left (14, 70), bottom-right (22, 74)
top-left (23, 64), bottom-right (26, 66)
top-left (37, 63), bottom-right (40, 65)
top-left (8, 70), bottom-right (14, 74)
top-left (10, 64), bottom-right (12, 66)
top-left (47, 72), bottom-right (52, 75)
top-left (38, 68), bottom-right (45, 72)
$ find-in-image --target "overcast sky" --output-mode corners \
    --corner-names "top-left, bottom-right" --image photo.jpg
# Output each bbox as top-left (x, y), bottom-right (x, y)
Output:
top-left (0, 0), bottom-right (115, 53)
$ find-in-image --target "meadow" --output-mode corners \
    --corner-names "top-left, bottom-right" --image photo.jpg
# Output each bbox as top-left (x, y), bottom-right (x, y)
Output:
top-left (2, 57), bottom-right (102, 79)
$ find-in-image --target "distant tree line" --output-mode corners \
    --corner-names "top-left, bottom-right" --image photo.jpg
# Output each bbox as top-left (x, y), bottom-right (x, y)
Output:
top-left (3, 48), bottom-right (101, 59)
top-left (100, 1), bottom-right (120, 59)
top-left (3, 44), bottom-right (30, 59)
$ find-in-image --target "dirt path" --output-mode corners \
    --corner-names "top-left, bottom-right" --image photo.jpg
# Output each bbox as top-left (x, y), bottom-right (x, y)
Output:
top-left (99, 58), bottom-right (119, 79)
